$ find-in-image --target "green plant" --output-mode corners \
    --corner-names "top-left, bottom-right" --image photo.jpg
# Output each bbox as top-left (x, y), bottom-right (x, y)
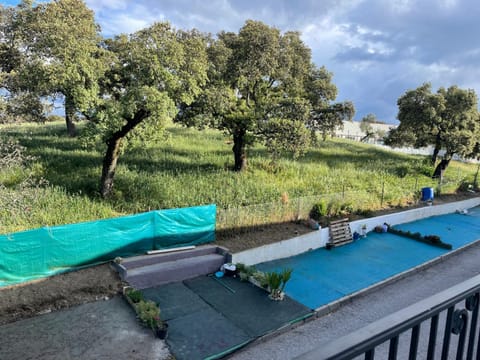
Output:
top-left (280, 268), bottom-right (293, 293)
top-left (236, 263), bottom-right (257, 281)
top-left (136, 300), bottom-right (162, 330)
top-left (309, 200), bottom-right (328, 220)
top-left (424, 235), bottom-right (441, 243)
top-left (265, 268), bottom-right (293, 300)
top-left (252, 271), bottom-right (269, 288)
top-left (125, 288), bottom-right (144, 303)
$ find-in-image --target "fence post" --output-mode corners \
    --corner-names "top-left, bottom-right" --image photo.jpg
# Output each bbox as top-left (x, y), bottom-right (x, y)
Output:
top-left (414, 177), bottom-right (418, 192)
top-left (381, 181), bottom-right (385, 207)
top-left (342, 184), bottom-right (345, 199)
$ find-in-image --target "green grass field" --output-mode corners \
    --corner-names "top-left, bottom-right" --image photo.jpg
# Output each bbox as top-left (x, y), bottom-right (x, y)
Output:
top-left (0, 121), bottom-right (477, 233)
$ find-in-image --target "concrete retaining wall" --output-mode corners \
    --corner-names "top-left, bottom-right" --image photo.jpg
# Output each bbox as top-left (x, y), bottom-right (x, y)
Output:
top-left (230, 197), bottom-right (480, 266)
top-left (231, 228), bottom-right (330, 266)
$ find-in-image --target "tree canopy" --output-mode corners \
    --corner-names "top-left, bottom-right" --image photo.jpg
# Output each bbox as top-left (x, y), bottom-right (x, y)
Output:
top-left (385, 83), bottom-right (480, 177)
top-left (0, 1), bottom-right (49, 123)
top-left (0, 0), bottom-right (105, 135)
top-left (176, 20), bottom-right (352, 170)
top-left (83, 23), bottom-right (208, 197)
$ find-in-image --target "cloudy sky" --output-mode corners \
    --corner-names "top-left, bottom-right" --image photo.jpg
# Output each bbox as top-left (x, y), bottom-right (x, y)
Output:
top-left (6, 0), bottom-right (480, 123)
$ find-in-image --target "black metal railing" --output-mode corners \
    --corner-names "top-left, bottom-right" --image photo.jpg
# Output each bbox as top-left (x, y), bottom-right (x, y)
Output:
top-left (295, 274), bottom-right (480, 360)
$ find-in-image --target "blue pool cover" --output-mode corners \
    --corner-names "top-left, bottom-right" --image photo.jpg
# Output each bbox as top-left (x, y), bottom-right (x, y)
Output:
top-left (257, 207), bottom-right (480, 310)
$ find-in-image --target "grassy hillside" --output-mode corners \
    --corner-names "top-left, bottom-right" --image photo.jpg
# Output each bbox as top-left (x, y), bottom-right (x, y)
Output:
top-left (0, 121), bottom-right (477, 233)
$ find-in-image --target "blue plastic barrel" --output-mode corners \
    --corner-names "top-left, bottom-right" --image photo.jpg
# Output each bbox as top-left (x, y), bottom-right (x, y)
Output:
top-left (421, 187), bottom-right (434, 201)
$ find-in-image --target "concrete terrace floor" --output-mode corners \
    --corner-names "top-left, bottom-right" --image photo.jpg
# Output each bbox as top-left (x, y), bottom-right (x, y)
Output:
top-left (256, 208), bottom-right (480, 310)
top-left (229, 240), bottom-right (480, 360)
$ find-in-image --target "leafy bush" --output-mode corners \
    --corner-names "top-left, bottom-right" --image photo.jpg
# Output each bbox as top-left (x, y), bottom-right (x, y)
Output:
top-left (265, 268), bottom-right (293, 300)
top-left (125, 288), bottom-right (144, 303)
top-left (424, 235), bottom-right (441, 243)
top-left (236, 263), bottom-right (257, 281)
top-left (252, 271), bottom-right (269, 288)
top-left (310, 200), bottom-right (328, 220)
top-left (265, 271), bottom-right (282, 292)
top-left (136, 300), bottom-right (162, 330)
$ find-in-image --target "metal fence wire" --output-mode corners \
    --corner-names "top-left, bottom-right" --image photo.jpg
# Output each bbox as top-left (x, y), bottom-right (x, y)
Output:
top-left (216, 178), bottom-right (465, 232)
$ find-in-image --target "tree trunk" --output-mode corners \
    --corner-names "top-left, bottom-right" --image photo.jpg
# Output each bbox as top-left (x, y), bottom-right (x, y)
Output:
top-left (65, 95), bottom-right (77, 137)
top-left (432, 157), bottom-right (451, 179)
top-left (100, 137), bottom-right (122, 198)
top-left (431, 135), bottom-right (441, 165)
top-left (474, 161), bottom-right (480, 189)
top-left (99, 109), bottom-right (149, 198)
top-left (232, 129), bottom-right (247, 171)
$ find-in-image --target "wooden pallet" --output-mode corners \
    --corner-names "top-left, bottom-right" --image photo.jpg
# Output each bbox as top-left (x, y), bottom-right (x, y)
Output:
top-left (327, 218), bottom-right (353, 249)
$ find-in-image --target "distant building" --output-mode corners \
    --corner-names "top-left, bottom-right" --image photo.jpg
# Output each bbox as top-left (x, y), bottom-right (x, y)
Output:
top-left (335, 120), bottom-right (397, 144)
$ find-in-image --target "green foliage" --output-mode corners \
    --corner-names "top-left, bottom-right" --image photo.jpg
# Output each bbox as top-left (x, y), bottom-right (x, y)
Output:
top-left (386, 83), bottom-right (480, 176)
top-left (83, 22), bottom-right (208, 197)
top-left (263, 118), bottom-right (310, 162)
top-left (176, 20), bottom-right (347, 170)
top-left (1, 0), bottom-right (105, 131)
top-left (265, 271), bottom-right (282, 291)
top-left (135, 300), bottom-right (162, 330)
top-left (236, 263), bottom-right (257, 281)
top-left (310, 200), bottom-right (328, 220)
top-left (387, 226), bottom-right (452, 249)
top-left (265, 268), bottom-right (293, 299)
top-left (1, 122), bottom-right (478, 234)
top-left (125, 288), bottom-right (144, 303)
top-left (252, 271), bottom-right (269, 288)
top-left (279, 268), bottom-right (293, 292)
top-left (308, 100), bottom-right (355, 141)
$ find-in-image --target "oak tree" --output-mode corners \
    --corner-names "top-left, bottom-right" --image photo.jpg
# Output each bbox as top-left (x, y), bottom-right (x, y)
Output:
top-left (83, 23), bottom-right (208, 197)
top-left (385, 83), bottom-right (480, 178)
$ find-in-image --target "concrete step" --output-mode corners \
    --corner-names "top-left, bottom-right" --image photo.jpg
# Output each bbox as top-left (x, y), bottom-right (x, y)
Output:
top-left (125, 253), bottom-right (226, 289)
top-left (121, 245), bottom-right (222, 270)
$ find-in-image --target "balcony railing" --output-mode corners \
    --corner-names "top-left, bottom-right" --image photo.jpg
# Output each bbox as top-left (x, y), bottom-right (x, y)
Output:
top-left (295, 273), bottom-right (480, 360)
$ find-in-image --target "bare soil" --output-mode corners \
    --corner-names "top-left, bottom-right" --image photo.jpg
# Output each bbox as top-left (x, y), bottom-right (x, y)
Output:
top-left (0, 264), bottom-right (124, 326)
top-left (0, 192), bottom-right (476, 326)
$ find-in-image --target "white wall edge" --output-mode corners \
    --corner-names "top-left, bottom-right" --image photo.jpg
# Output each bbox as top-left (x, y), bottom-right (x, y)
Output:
top-left (230, 197), bottom-right (480, 266)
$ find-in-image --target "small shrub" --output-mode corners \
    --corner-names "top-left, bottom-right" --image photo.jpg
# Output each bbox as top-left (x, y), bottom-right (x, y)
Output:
top-left (265, 268), bottom-right (293, 300)
top-left (340, 202), bottom-right (354, 215)
top-left (236, 262), bottom-right (257, 281)
top-left (309, 200), bottom-right (328, 220)
top-left (357, 209), bottom-right (375, 217)
top-left (265, 271), bottom-right (282, 292)
top-left (252, 271), bottom-right (268, 288)
top-left (424, 235), bottom-right (441, 243)
top-left (136, 300), bottom-right (162, 330)
top-left (126, 288), bottom-right (144, 303)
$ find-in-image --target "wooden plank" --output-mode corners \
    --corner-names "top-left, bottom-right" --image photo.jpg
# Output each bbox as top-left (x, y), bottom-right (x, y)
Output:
top-left (329, 218), bottom-right (352, 247)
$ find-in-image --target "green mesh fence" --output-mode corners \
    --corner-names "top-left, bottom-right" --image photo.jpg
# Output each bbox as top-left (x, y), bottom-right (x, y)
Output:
top-left (0, 205), bottom-right (216, 287)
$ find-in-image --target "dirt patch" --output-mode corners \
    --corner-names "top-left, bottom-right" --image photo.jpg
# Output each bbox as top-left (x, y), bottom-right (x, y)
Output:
top-left (0, 192), bottom-right (477, 326)
top-left (216, 222), bottom-right (314, 253)
top-left (0, 264), bottom-right (124, 326)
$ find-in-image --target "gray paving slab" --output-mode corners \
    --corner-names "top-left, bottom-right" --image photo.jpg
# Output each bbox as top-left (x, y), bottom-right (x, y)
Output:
top-left (0, 296), bottom-right (170, 360)
top-left (184, 276), bottom-right (312, 338)
top-left (166, 307), bottom-right (250, 360)
top-left (228, 241), bottom-right (480, 360)
top-left (142, 281), bottom-right (210, 321)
